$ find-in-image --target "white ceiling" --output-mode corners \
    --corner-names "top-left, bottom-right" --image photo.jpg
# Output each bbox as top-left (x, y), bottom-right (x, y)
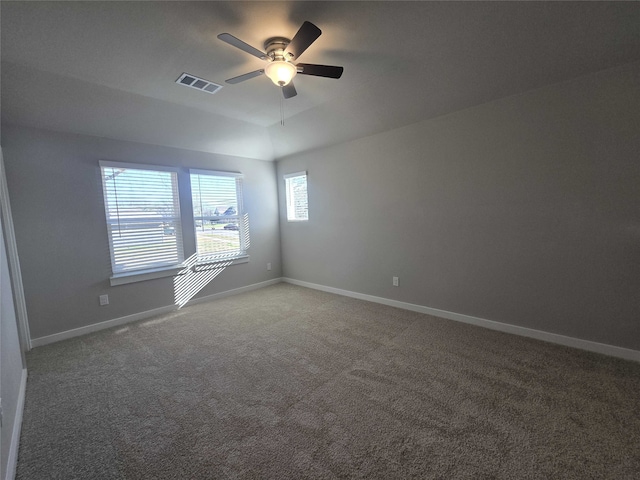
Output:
top-left (2, 1), bottom-right (640, 161)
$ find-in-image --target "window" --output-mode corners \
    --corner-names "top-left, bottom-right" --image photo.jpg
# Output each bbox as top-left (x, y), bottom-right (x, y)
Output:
top-left (284, 172), bottom-right (308, 221)
top-left (190, 170), bottom-right (247, 260)
top-left (100, 161), bottom-right (184, 275)
top-left (100, 162), bottom-right (250, 285)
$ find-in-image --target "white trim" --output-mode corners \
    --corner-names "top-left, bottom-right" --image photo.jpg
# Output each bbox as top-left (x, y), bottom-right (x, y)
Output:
top-left (190, 170), bottom-right (248, 259)
top-left (194, 255), bottom-right (249, 271)
top-left (110, 265), bottom-right (184, 286)
top-left (189, 168), bottom-right (242, 178)
top-left (30, 304), bottom-right (177, 347)
top-left (282, 278), bottom-right (640, 363)
top-left (30, 278), bottom-right (283, 347)
top-left (32, 275), bottom-right (640, 362)
top-left (283, 171), bottom-right (307, 180)
top-left (5, 368), bottom-right (27, 480)
top-left (284, 172), bottom-right (309, 222)
top-left (99, 160), bottom-right (179, 172)
top-left (101, 162), bottom-right (185, 277)
top-left (0, 148), bottom-right (32, 351)
top-left (186, 278), bottom-right (282, 306)
top-left (110, 255), bottom-right (250, 285)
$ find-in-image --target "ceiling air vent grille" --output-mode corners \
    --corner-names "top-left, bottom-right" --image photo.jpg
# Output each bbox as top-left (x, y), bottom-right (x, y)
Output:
top-left (176, 73), bottom-right (222, 94)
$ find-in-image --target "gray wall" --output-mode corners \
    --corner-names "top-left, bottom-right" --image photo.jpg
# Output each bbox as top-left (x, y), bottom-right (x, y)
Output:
top-left (1, 201), bottom-right (25, 480)
top-left (1, 126), bottom-right (282, 340)
top-left (277, 61), bottom-right (640, 352)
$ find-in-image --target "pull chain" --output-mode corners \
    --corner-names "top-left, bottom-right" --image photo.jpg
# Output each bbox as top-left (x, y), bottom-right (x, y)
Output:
top-left (280, 96), bottom-right (285, 126)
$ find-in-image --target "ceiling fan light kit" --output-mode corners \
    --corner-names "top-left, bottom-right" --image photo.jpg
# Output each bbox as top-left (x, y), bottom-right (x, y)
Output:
top-left (264, 60), bottom-right (297, 86)
top-left (217, 21), bottom-right (343, 99)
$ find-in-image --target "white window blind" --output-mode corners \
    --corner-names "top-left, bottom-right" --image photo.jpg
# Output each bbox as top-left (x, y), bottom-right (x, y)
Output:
top-left (100, 162), bottom-right (184, 274)
top-left (190, 170), bottom-right (247, 260)
top-left (284, 172), bottom-right (308, 221)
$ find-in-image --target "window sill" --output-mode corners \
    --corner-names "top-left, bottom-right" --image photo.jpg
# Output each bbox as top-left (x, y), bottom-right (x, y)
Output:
top-left (194, 254), bottom-right (249, 271)
top-left (110, 265), bottom-right (184, 286)
top-left (109, 255), bottom-right (250, 286)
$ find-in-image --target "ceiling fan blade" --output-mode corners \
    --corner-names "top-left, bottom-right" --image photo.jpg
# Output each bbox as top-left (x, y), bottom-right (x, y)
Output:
top-left (284, 21), bottom-right (321, 60)
top-left (282, 82), bottom-right (297, 99)
top-left (217, 33), bottom-right (267, 60)
top-left (297, 64), bottom-right (344, 79)
top-left (225, 69), bottom-right (264, 84)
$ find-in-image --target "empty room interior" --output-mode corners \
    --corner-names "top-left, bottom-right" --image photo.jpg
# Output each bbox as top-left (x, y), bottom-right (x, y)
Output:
top-left (1, 1), bottom-right (639, 478)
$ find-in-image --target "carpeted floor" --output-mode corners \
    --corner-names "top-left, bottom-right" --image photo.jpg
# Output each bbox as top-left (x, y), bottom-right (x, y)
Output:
top-left (16, 283), bottom-right (640, 479)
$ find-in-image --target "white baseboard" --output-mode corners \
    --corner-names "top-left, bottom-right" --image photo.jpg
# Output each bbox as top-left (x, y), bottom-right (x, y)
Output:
top-left (282, 277), bottom-right (640, 363)
top-left (30, 304), bottom-right (177, 347)
top-left (30, 276), bottom-right (640, 363)
top-left (186, 278), bottom-right (283, 306)
top-left (30, 278), bottom-right (283, 347)
top-left (5, 368), bottom-right (27, 480)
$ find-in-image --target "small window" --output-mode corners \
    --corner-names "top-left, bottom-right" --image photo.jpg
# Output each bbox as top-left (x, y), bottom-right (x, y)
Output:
top-left (190, 170), bottom-right (248, 260)
top-left (100, 162), bottom-right (184, 274)
top-left (284, 172), bottom-right (308, 222)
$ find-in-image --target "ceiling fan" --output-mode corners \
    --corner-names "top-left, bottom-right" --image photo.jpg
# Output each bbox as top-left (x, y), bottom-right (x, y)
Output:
top-left (217, 21), bottom-right (344, 99)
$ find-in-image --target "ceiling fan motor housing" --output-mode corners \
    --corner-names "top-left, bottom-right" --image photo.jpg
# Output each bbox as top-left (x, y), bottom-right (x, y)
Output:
top-left (218, 21), bottom-right (343, 98)
top-left (264, 37), bottom-right (293, 61)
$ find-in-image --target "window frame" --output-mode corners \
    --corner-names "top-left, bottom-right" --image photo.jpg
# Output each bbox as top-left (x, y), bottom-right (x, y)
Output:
top-left (100, 161), bottom-right (185, 284)
top-left (100, 162), bottom-right (251, 286)
top-left (189, 169), bottom-right (248, 263)
top-left (284, 171), bottom-right (309, 222)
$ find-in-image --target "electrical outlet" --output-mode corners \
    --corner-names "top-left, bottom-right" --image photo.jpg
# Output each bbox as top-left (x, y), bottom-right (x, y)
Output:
top-left (267, 263), bottom-right (272, 271)
top-left (99, 294), bottom-right (109, 306)
top-left (392, 276), bottom-right (399, 287)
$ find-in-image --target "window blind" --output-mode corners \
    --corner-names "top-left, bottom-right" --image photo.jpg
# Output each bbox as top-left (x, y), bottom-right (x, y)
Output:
top-left (100, 162), bottom-right (184, 274)
top-left (284, 172), bottom-right (308, 221)
top-left (190, 170), bottom-right (247, 260)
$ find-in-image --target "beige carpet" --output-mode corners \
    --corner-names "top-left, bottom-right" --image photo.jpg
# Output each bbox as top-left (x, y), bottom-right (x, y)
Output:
top-left (16, 283), bottom-right (640, 479)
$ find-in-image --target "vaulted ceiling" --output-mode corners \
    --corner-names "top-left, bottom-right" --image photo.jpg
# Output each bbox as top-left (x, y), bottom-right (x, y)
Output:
top-left (2, 1), bottom-right (640, 161)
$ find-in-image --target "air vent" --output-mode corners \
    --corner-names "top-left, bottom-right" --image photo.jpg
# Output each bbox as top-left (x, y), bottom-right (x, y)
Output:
top-left (176, 73), bottom-right (222, 95)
